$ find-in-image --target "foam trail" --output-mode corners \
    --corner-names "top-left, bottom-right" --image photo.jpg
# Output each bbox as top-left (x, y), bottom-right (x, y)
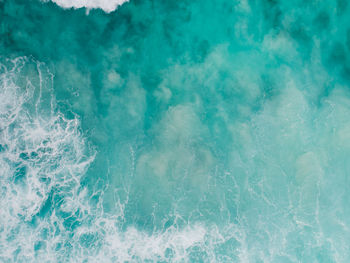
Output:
top-left (49, 0), bottom-right (128, 12)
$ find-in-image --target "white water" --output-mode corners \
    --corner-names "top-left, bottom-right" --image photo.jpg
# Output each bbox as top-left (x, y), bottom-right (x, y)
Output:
top-left (49, 0), bottom-right (129, 12)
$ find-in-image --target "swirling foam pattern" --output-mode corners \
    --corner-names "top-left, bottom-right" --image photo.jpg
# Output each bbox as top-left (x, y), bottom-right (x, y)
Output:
top-left (0, 57), bottom-right (95, 261)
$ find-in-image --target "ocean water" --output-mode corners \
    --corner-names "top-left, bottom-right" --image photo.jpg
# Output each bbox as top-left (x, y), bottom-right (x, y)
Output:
top-left (1, 0), bottom-right (350, 262)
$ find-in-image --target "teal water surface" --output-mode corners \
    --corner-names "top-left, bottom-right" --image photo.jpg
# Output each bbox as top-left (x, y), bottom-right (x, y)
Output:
top-left (1, 0), bottom-right (350, 262)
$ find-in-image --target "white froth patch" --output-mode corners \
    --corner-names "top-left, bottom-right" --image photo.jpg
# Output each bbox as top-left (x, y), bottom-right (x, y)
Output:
top-left (49, 0), bottom-right (128, 13)
top-left (0, 57), bottom-right (95, 261)
top-left (97, 224), bottom-right (207, 262)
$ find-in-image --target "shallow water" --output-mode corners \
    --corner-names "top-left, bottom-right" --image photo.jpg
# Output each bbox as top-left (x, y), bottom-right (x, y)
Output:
top-left (1, 0), bottom-right (350, 262)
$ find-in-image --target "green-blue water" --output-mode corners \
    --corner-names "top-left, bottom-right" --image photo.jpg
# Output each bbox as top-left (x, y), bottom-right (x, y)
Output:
top-left (1, 0), bottom-right (350, 261)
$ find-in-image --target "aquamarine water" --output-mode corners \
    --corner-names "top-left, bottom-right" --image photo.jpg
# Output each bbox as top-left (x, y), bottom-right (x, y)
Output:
top-left (1, 0), bottom-right (350, 262)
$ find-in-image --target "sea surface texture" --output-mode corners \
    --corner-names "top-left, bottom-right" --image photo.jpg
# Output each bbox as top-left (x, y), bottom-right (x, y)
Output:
top-left (1, 0), bottom-right (350, 262)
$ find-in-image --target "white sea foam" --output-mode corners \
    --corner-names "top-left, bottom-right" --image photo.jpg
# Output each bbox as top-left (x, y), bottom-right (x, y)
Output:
top-left (49, 0), bottom-right (129, 12)
top-left (0, 57), bottom-right (96, 261)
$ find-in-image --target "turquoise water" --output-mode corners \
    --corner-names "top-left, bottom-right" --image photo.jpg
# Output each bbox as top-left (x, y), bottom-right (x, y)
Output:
top-left (1, 0), bottom-right (350, 261)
